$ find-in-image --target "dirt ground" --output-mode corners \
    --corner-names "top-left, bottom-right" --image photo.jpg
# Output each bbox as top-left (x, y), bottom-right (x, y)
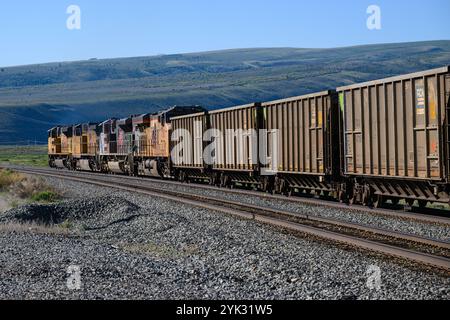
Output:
top-left (0, 194), bottom-right (11, 213)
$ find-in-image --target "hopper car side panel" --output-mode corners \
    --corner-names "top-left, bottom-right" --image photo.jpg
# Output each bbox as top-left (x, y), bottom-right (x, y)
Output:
top-left (208, 103), bottom-right (261, 187)
top-left (261, 91), bottom-right (340, 194)
top-left (170, 112), bottom-right (209, 181)
top-left (338, 66), bottom-right (450, 205)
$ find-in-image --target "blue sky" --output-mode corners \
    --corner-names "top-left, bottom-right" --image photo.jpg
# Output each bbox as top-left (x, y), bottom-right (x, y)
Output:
top-left (1, 0), bottom-right (449, 67)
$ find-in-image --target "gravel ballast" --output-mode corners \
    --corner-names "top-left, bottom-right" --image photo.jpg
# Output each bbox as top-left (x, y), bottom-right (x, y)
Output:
top-left (44, 171), bottom-right (450, 242)
top-left (0, 176), bottom-right (448, 300)
top-left (130, 177), bottom-right (450, 243)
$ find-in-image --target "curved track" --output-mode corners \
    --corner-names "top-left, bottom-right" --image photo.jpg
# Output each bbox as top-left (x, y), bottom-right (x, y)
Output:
top-left (7, 165), bottom-right (450, 226)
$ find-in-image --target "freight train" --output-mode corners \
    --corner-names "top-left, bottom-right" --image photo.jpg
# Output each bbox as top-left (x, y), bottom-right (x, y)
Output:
top-left (48, 66), bottom-right (450, 208)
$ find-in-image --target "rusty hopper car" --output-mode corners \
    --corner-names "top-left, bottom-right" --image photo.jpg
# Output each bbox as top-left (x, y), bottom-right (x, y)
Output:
top-left (208, 103), bottom-right (261, 187)
top-left (337, 66), bottom-right (450, 207)
top-left (170, 110), bottom-right (209, 182)
top-left (132, 106), bottom-right (205, 178)
top-left (261, 91), bottom-right (340, 195)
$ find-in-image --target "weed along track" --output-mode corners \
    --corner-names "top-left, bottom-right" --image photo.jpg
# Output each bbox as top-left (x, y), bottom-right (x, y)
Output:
top-left (0, 168), bottom-right (61, 212)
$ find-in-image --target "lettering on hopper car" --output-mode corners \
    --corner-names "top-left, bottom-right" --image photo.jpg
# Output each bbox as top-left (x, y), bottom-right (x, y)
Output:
top-left (171, 124), bottom-right (280, 175)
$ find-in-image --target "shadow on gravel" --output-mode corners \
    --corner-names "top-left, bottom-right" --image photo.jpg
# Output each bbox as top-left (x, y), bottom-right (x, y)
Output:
top-left (83, 214), bottom-right (142, 231)
top-left (0, 196), bottom-right (141, 228)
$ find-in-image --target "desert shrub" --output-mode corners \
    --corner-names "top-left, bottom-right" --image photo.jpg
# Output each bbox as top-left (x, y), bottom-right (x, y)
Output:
top-left (0, 169), bottom-right (61, 201)
top-left (30, 191), bottom-right (60, 203)
top-left (0, 169), bottom-right (25, 191)
top-left (9, 176), bottom-right (49, 199)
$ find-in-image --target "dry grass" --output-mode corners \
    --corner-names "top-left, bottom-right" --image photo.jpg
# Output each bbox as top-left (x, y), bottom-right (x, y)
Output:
top-left (0, 222), bottom-right (71, 236)
top-left (9, 176), bottom-right (49, 199)
top-left (0, 169), bottom-right (25, 191)
top-left (0, 168), bottom-right (60, 201)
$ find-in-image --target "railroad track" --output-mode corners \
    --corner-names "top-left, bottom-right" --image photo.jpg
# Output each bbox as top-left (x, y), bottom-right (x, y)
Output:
top-left (6, 165), bottom-right (450, 226)
top-left (4, 165), bottom-right (450, 272)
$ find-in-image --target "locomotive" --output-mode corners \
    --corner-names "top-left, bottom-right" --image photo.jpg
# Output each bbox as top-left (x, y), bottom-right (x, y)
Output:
top-left (48, 66), bottom-right (450, 208)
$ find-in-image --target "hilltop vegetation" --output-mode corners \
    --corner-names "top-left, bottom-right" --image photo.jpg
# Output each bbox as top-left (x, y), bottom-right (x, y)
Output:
top-left (0, 40), bottom-right (450, 144)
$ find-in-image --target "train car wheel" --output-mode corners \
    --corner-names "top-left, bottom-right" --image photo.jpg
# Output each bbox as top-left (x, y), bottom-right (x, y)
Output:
top-left (285, 188), bottom-right (292, 197)
top-left (261, 178), bottom-right (268, 193)
top-left (373, 195), bottom-right (384, 208)
top-left (418, 200), bottom-right (428, 208)
top-left (348, 196), bottom-right (356, 205)
top-left (338, 190), bottom-right (346, 203)
top-left (362, 187), bottom-right (371, 206)
top-left (406, 199), bottom-right (415, 207)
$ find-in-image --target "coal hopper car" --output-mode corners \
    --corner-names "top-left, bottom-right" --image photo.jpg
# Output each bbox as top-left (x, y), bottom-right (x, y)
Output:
top-left (337, 66), bottom-right (450, 207)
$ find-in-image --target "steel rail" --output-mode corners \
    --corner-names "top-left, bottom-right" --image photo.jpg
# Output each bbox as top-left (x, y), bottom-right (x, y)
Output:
top-left (6, 169), bottom-right (450, 246)
top-left (6, 165), bottom-right (450, 226)
top-left (7, 166), bottom-right (450, 271)
top-left (9, 166), bottom-right (450, 250)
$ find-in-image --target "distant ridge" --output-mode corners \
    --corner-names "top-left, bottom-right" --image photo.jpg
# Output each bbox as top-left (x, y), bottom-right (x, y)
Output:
top-left (1, 40), bottom-right (450, 144)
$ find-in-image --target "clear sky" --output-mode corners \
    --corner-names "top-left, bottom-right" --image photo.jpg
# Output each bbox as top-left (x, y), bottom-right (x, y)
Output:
top-left (1, 0), bottom-right (449, 67)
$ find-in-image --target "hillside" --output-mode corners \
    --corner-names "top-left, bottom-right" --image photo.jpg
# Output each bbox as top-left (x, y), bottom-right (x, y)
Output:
top-left (1, 40), bottom-right (450, 144)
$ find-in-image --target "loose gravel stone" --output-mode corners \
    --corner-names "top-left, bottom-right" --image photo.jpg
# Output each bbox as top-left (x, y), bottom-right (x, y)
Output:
top-left (48, 171), bottom-right (450, 242)
top-left (0, 175), bottom-right (448, 300)
top-left (120, 177), bottom-right (450, 242)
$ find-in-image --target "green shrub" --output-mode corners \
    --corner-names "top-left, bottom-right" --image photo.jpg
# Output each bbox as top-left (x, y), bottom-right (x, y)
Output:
top-left (30, 191), bottom-right (60, 203)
